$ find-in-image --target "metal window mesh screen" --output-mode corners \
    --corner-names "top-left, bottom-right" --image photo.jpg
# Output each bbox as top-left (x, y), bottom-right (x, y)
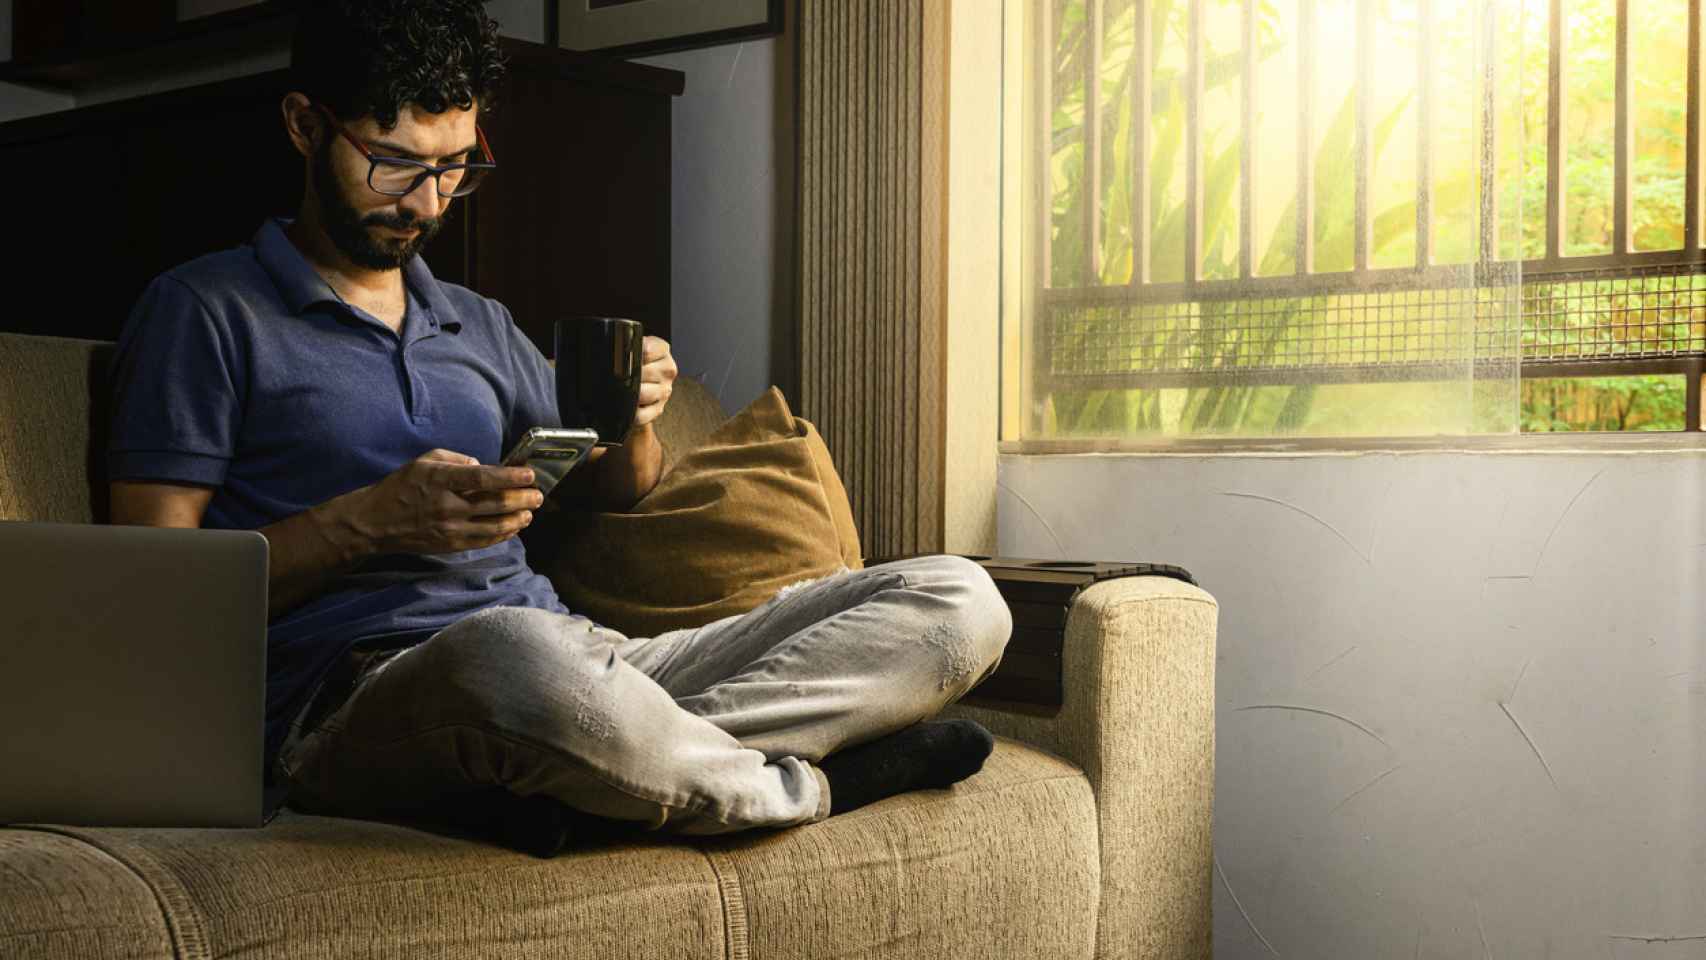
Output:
top-left (1040, 286), bottom-right (1520, 383)
top-left (1522, 264), bottom-right (1706, 362)
top-left (1039, 263), bottom-right (1705, 385)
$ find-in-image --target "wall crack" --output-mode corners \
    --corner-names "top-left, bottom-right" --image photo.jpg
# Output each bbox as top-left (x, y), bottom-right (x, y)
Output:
top-left (1304, 645), bottom-right (1358, 683)
top-left (1216, 855), bottom-right (1282, 958)
top-left (1218, 491), bottom-right (1370, 565)
top-left (1236, 703), bottom-right (1390, 748)
top-left (996, 479), bottom-right (1067, 557)
top-left (1533, 467), bottom-right (1608, 576)
top-left (1498, 701), bottom-right (1559, 791)
top-left (1329, 764), bottom-right (1403, 815)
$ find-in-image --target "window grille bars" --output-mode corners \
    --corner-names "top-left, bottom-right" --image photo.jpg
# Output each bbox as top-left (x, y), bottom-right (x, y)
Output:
top-left (1038, 0), bottom-right (1706, 429)
top-left (1047, 0), bottom-right (1706, 280)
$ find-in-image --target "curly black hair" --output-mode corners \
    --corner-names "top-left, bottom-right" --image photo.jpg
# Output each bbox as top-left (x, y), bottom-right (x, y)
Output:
top-left (290, 0), bottom-right (506, 130)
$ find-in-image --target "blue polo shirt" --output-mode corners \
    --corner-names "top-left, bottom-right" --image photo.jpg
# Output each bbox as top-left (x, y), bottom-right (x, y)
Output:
top-left (108, 218), bottom-right (577, 771)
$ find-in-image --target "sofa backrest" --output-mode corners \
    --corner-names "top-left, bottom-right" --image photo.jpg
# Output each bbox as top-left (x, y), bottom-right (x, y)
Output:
top-left (0, 334), bottom-right (113, 524)
top-left (0, 332), bottom-right (727, 525)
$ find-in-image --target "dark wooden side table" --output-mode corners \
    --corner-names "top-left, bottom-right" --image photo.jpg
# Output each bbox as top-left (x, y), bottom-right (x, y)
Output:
top-left (866, 556), bottom-right (1197, 716)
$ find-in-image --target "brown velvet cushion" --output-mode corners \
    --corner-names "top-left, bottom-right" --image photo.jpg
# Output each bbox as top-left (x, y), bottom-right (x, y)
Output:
top-left (546, 388), bottom-right (862, 637)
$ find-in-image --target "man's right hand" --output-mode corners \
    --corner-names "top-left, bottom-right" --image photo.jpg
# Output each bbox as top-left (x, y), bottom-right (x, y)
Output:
top-left (333, 449), bottom-right (544, 555)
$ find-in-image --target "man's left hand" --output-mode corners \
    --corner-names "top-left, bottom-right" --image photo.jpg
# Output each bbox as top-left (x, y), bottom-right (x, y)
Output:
top-left (633, 336), bottom-right (678, 430)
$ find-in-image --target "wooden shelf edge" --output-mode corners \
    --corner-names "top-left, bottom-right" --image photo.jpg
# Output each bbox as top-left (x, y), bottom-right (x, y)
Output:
top-left (500, 40), bottom-right (685, 98)
top-left (0, 70), bottom-right (288, 143)
top-left (0, 8), bottom-right (684, 100)
top-left (0, 2), bottom-right (294, 90)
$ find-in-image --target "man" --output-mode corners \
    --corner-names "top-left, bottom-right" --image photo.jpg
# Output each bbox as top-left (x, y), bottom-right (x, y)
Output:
top-left (106, 0), bottom-right (1010, 853)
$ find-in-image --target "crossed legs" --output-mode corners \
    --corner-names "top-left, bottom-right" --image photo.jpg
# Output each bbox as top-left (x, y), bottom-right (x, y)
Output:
top-left (278, 555), bottom-right (1011, 837)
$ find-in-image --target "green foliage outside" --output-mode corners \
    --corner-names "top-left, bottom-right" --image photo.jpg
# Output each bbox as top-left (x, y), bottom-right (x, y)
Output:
top-left (1521, 375), bottom-right (1688, 431)
top-left (1036, 0), bottom-right (1697, 439)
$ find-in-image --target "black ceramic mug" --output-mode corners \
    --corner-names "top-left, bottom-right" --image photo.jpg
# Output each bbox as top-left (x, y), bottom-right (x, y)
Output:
top-left (555, 316), bottom-right (644, 447)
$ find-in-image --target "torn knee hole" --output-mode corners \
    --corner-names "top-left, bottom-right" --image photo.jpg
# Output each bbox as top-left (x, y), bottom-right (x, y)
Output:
top-left (921, 621), bottom-right (982, 693)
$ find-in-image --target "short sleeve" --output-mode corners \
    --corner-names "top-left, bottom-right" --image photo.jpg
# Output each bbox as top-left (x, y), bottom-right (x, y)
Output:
top-left (498, 301), bottom-right (562, 454)
top-left (107, 275), bottom-right (245, 488)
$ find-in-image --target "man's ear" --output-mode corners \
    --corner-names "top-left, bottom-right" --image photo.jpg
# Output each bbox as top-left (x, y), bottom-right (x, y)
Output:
top-left (281, 93), bottom-right (321, 159)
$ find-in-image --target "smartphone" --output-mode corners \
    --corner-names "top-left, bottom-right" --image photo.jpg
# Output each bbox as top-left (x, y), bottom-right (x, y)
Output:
top-left (502, 427), bottom-right (599, 497)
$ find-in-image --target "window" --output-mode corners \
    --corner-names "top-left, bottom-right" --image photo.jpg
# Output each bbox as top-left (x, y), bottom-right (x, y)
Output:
top-left (1012, 0), bottom-right (1706, 442)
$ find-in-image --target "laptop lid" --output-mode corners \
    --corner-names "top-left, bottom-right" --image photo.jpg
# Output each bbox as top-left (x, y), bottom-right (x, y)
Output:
top-left (0, 521), bottom-right (268, 827)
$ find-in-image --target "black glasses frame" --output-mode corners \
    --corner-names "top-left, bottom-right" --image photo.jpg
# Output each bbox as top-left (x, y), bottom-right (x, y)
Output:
top-left (315, 103), bottom-right (497, 199)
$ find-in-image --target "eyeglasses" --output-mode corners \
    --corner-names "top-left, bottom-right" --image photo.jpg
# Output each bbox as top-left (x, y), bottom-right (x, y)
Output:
top-left (315, 103), bottom-right (496, 198)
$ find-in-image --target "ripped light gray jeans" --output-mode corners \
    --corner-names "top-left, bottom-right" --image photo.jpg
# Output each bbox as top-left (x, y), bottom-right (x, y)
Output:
top-left (275, 554), bottom-right (1011, 835)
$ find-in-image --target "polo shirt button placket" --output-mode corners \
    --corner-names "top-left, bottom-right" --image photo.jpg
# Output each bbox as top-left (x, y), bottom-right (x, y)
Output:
top-left (409, 306), bottom-right (444, 424)
top-left (397, 345), bottom-right (424, 424)
top-left (399, 323), bottom-right (438, 425)
top-left (390, 343), bottom-right (412, 420)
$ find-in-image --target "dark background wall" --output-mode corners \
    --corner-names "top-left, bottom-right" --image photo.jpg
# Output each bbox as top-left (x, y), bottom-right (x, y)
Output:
top-left (0, 0), bottom-right (795, 412)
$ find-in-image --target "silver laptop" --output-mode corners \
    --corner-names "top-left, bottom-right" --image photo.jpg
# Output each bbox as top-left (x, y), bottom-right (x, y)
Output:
top-left (0, 521), bottom-right (269, 827)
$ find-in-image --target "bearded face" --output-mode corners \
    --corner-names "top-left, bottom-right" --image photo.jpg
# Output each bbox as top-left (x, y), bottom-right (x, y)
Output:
top-left (309, 134), bottom-right (445, 271)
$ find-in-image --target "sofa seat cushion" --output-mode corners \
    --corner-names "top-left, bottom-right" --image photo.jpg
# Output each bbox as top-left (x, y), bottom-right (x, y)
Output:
top-left (702, 737), bottom-right (1100, 960)
top-left (9, 817), bottom-right (729, 960)
top-left (1, 739), bottom-right (1096, 960)
top-left (0, 829), bottom-right (175, 960)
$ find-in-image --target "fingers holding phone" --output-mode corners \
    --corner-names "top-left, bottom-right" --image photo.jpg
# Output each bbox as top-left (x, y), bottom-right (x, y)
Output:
top-left (501, 428), bottom-right (599, 498)
top-left (345, 449), bottom-right (543, 555)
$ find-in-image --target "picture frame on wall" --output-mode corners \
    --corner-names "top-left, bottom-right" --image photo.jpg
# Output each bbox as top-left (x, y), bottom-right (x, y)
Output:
top-left (556, 0), bottom-right (784, 59)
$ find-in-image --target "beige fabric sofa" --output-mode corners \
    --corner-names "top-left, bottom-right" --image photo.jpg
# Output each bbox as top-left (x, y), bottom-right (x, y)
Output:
top-left (0, 332), bottom-right (1217, 960)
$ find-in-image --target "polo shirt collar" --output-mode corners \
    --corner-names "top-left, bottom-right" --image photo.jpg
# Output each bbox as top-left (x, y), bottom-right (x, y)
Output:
top-left (251, 218), bottom-right (457, 341)
top-left (253, 218), bottom-right (339, 316)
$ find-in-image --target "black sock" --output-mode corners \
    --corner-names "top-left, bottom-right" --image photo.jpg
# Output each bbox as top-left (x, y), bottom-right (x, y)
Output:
top-left (428, 788), bottom-right (567, 858)
top-left (435, 788), bottom-right (631, 859)
top-left (817, 719), bottom-right (996, 816)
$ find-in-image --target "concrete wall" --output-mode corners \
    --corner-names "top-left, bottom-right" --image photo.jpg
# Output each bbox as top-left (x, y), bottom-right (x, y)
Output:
top-left (638, 25), bottom-right (798, 413)
top-left (998, 449), bottom-right (1706, 959)
top-left (942, 3), bottom-right (1002, 556)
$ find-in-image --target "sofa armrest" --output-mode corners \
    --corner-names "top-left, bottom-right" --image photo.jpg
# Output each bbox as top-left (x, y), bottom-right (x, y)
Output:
top-left (941, 575), bottom-right (1217, 960)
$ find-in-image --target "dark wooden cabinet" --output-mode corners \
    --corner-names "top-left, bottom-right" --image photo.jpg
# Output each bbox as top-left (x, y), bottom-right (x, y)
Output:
top-left (12, 0), bottom-right (176, 62)
top-left (0, 38), bottom-right (682, 355)
top-left (460, 41), bottom-right (680, 350)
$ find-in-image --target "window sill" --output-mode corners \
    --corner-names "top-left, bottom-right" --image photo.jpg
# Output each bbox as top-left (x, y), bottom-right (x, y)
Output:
top-left (1000, 432), bottom-right (1706, 457)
